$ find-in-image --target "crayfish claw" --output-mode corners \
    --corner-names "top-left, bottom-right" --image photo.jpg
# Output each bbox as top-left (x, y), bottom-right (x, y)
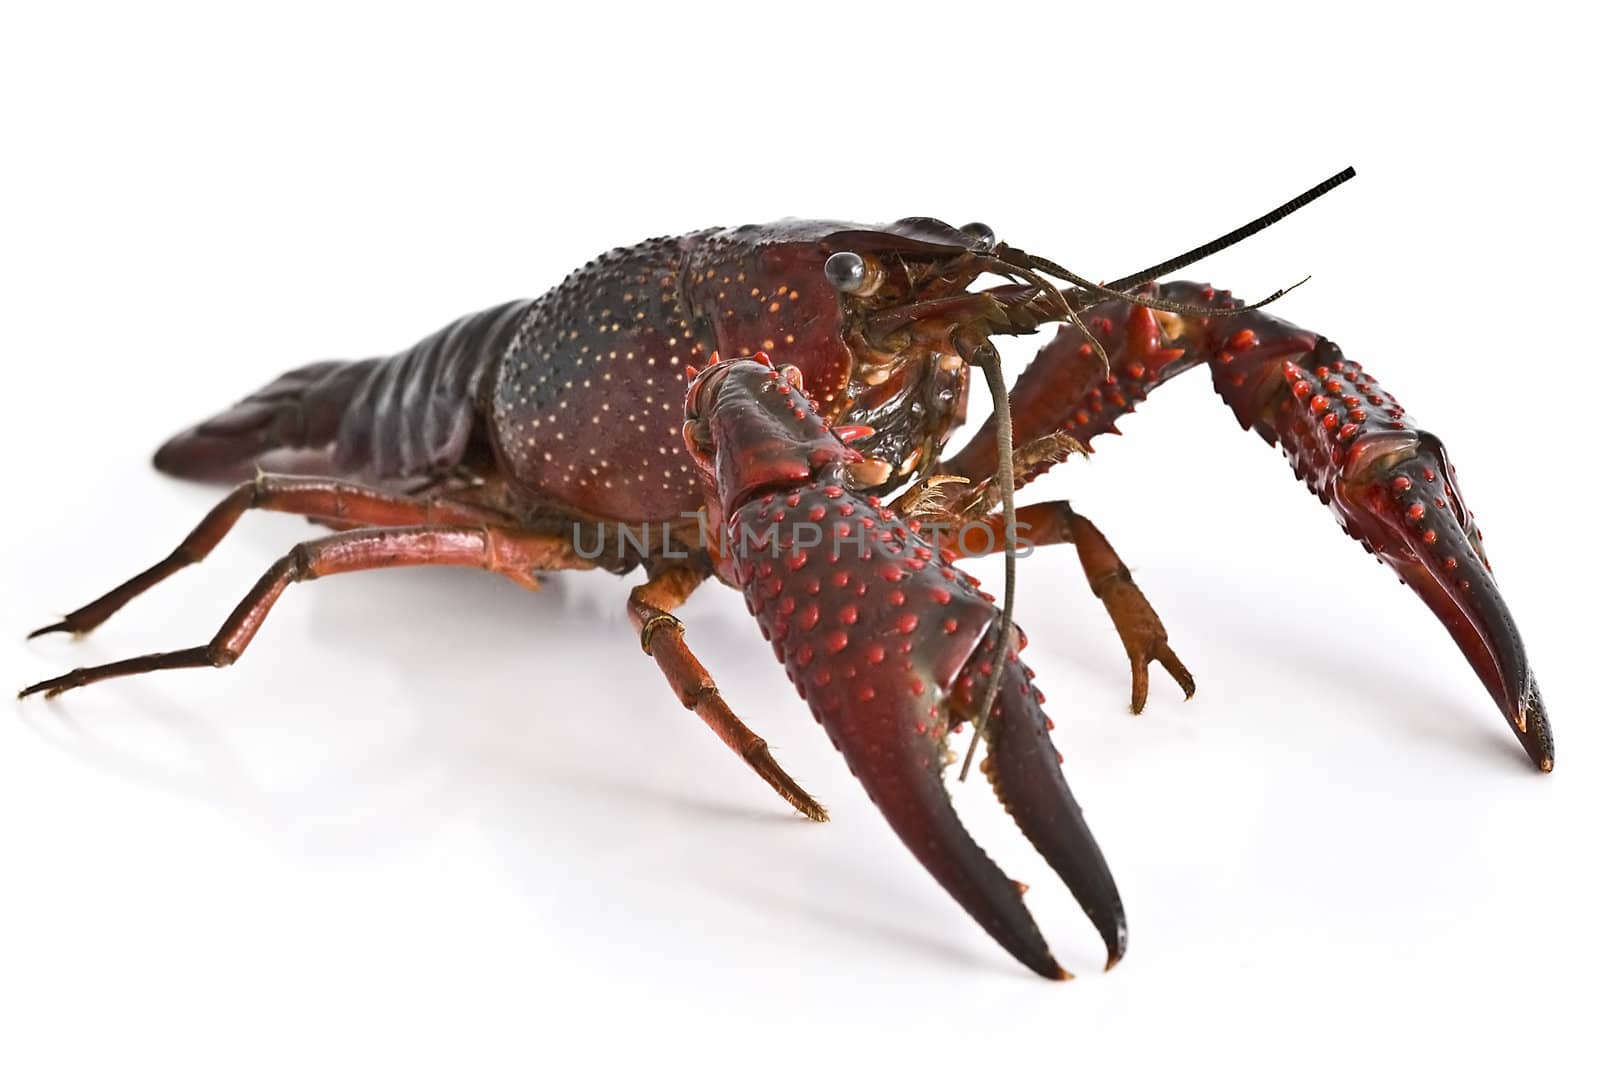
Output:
top-left (845, 730), bottom-right (1068, 979)
top-left (975, 652), bottom-right (1128, 969)
top-left (1523, 679), bottom-right (1553, 774)
top-left (1325, 426), bottom-right (1553, 770)
top-left (689, 356), bottom-right (1121, 978)
top-left (1195, 311), bottom-right (1555, 770)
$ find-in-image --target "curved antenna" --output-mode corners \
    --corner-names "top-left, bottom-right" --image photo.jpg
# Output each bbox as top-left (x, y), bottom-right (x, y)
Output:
top-left (1102, 166), bottom-right (1356, 293)
top-left (950, 171), bottom-right (1354, 777)
top-left (958, 340), bottom-right (1017, 782)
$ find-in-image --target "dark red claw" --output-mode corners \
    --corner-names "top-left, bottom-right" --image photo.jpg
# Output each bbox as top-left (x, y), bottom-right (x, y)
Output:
top-left (1338, 445), bottom-right (1552, 768)
top-left (1195, 301), bottom-right (1555, 771)
top-left (979, 656), bottom-right (1127, 969)
top-left (951, 283), bottom-right (1551, 771)
top-left (836, 724), bottom-right (1067, 980)
top-left (692, 359), bottom-right (1122, 978)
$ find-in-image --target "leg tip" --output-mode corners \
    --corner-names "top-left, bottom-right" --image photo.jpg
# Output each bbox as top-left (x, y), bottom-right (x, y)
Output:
top-left (19, 668), bottom-right (91, 700)
top-left (26, 621), bottom-right (73, 641)
top-left (799, 800), bottom-right (830, 823)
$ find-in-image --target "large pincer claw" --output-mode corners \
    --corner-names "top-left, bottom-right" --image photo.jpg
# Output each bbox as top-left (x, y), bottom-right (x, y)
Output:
top-left (976, 649), bottom-right (1128, 969)
top-left (740, 489), bottom-right (1126, 978)
top-left (1208, 328), bottom-right (1554, 772)
top-left (800, 584), bottom-right (1127, 979)
top-left (1336, 428), bottom-right (1553, 769)
top-left (689, 355), bottom-right (1125, 977)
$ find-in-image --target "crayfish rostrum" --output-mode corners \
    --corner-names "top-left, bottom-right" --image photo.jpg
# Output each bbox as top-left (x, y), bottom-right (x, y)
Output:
top-left (20, 169), bottom-right (1550, 978)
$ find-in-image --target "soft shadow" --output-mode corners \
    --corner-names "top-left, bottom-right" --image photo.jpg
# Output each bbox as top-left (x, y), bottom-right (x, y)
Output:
top-left (1216, 605), bottom-right (1529, 772)
top-left (703, 873), bottom-right (1004, 976)
top-left (14, 553), bottom-right (828, 868)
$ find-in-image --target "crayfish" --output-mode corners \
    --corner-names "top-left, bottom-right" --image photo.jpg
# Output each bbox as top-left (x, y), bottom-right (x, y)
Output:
top-left (20, 168), bottom-right (1550, 978)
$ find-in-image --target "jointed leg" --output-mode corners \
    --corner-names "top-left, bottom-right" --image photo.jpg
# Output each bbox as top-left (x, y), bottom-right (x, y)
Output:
top-left (1058, 507), bottom-right (1195, 714)
top-left (19, 525), bottom-right (591, 699)
top-left (628, 566), bottom-right (827, 822)
top-left (28, 474), bottom-right (512, 639)
top-left (939, 501), bottom-right (1194, 714)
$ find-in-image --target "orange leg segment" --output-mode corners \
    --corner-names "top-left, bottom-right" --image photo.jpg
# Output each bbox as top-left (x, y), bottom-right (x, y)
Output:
top-left (938, 501), bottom-right (1195, 714)
top-left (627, 566), bottom-right (827, 822)
top-left (19, 525), bottom-right (589, 699)
top-left (27, 474), bottom-right (512, 640)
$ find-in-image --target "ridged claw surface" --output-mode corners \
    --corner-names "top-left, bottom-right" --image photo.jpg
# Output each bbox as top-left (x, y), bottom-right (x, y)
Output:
top-left (1192, 286), bottom-right (1554, 770)
top-left (685, 357), bottom-right (1124, 978)
top-left (947, 283), bottom-right (1552, 771)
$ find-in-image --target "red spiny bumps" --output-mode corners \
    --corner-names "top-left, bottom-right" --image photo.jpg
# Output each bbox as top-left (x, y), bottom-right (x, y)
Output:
top-left (724, 473), bottom-right (1013, 758)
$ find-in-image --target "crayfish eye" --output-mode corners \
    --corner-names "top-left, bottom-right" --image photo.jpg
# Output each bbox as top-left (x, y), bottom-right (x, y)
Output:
top-left (824, 251), bottom-right (867, 292)
top-left (960, 221), bottom-right (996, 252)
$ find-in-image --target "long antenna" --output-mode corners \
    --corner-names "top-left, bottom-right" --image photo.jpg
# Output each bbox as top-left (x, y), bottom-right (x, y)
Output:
top-left (1102, 166), bottom-right (1356, 293)
top-left (959, 345), bottom-right (1017, 782)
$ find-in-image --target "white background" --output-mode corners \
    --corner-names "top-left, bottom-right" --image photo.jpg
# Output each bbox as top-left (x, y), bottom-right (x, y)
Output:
top-left (3, 3), bottom-right (1595, 1068)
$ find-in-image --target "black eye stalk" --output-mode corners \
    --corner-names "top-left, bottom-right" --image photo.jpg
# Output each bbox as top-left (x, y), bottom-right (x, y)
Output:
top-left (960, 221), bottom-right (996, 252)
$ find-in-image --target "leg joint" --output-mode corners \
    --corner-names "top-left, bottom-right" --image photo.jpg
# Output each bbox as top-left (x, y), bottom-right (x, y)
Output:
top-left (638, 611), bottom-right (684, 653)
top-left (287, 542), bottom-right (316, 581)
top-left (738, 732), bottom-right (771, 764)
top-left (685, 681), bottom-right (720, 708)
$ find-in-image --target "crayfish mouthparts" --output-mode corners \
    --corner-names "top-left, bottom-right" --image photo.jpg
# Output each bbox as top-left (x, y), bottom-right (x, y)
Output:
top-left (686, 356), bottom-right (1126, 978)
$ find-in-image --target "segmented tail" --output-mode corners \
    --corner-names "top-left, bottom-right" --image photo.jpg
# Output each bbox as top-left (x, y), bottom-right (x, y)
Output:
top-left (153, 299), bottom-right (532, 484)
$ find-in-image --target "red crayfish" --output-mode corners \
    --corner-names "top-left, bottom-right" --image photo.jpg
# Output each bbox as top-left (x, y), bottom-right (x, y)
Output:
top-left (20, 168), bottom-right (1550, 978)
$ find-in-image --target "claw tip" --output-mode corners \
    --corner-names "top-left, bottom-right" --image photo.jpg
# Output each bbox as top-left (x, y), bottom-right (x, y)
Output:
top-left (1104, 921), bottom-right (1129, 971)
